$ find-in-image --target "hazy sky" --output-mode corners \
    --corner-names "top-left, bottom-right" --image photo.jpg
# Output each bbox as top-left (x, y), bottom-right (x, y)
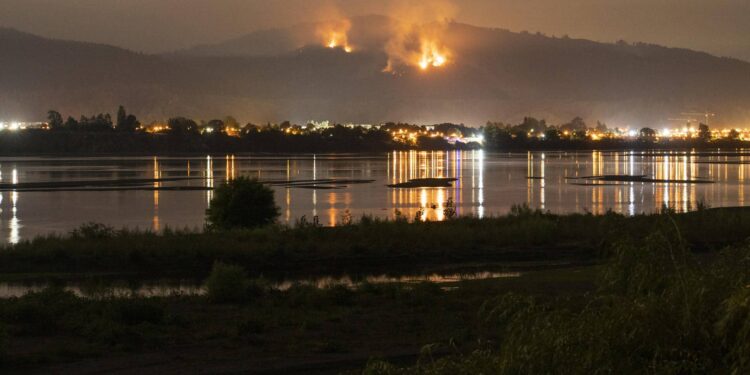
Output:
top-left (1, 0), bottom-right (749, 61)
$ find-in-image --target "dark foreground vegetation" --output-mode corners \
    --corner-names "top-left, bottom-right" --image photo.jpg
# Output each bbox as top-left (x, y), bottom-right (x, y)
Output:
top-left (0, 205), bottom-right (748, 278)
top-left (2, 207), bottom-right (750, 373)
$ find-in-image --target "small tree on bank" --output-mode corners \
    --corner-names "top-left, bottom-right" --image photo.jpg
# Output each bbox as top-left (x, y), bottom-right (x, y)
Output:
top-left (206, 177), bottom-right (279, 230)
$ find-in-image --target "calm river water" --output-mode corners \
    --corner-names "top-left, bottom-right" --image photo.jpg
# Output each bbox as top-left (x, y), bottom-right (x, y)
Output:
top-left (0, 150), bottom-right (748, 244)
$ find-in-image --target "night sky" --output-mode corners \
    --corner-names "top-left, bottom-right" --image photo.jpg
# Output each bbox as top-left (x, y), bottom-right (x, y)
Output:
top-left (1, 0), bottom-right (748, 61)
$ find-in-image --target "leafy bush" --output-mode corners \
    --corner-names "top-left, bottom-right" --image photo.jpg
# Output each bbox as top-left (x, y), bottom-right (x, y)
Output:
top-left (205, 262), bottom-right (251, 304)
top-left (206, 177), bottom-right (279, 230)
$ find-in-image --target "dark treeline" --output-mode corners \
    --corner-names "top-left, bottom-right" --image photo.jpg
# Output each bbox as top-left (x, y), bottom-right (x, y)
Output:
top-left (2, 109), bottom-right (748, 155)
top-left (0, 108), bottom-right (483, 155)
top-left (483, 116), bottom-right (747, 150)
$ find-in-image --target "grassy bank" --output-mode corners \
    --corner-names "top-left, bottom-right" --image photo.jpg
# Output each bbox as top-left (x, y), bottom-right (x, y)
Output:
top-left (2, 208), bottom-right (750, 372)
top-left (0, 267), bottom-right (596, 373)
top-left (2, 206), bottom-right (750, 279)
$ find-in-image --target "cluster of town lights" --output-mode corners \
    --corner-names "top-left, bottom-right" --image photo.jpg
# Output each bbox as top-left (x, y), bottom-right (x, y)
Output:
top-left (4, 119), bottom-right (750, 142)
top-left (0, 122), bottom-right (48, 131)
top-left (526, 126), bottom-right (750, 141)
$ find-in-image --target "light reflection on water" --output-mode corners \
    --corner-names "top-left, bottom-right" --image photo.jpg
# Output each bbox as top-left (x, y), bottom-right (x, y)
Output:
top-left (1, 150), bottom-right (750, 243)
top-left (0, 271), bottom-right (522, 298)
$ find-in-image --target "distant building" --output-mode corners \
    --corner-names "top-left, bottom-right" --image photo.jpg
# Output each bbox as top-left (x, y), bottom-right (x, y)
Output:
top-left (342, 123), bottom-right (376, 130)
top-left (307, 121), bottom-right (379, 131)
top-left (308, 120), bottom-right (333, 130)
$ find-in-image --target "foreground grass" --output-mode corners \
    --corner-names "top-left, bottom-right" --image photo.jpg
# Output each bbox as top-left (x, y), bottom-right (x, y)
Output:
top-left (363, 229), bottom-right (750, 374)
top-left (2, 208), bottom-right (750, 372)
top-left (2, 206), bottom-right (750, 278)
top-left (0, 268), bottom-right (595, 372)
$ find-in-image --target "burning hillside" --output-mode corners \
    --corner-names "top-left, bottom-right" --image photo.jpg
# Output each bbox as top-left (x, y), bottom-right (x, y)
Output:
top-left (318, 19), bottom-right (353, 53)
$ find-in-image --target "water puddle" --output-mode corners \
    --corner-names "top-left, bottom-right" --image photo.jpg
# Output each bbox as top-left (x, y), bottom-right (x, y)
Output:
top-left (0, 271), bottom-right (521, 298)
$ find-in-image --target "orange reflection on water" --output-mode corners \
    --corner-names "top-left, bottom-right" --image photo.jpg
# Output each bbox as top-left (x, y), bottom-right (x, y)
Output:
top-left (651, 153), bottom-right (695, 212)
top-left (153, 157), bottom-right (160, 231)
top-left (205, 156), bottom-right (214, 207)
top-left (159, 150), bottom-right (747, 230)
top-left (388, 150), bottom-right (482, 221)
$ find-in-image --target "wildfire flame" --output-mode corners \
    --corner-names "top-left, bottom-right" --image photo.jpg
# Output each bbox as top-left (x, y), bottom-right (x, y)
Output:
top-left (326, 32), bottom-right (352, 52)
top-left (417, 40), bottom-right (449, 70)
top-left (318, 20), bottom-right (353, 53)
top-left (382, 22), bottom-right (451, 73)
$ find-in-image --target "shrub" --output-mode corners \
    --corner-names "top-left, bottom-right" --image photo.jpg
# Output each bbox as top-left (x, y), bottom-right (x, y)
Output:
top-left (205, 262), bottom-right (251, 304)
top-left (206, 177), bottom-right (279, 230)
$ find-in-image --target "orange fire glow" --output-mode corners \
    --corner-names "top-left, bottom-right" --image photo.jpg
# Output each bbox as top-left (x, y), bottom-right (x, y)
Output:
top-left (383, 22), bottom-right (452, 73)
top-left (417, 40), bottom-right (449, 70)
top-left (326, 32), bottom-right (352, 52)
top-left (318, 20), bottom-right (353, 53)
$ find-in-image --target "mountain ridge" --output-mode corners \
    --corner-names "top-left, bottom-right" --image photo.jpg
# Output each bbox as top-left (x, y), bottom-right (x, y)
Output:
top-left (1, 20), bottom-right (750, 127)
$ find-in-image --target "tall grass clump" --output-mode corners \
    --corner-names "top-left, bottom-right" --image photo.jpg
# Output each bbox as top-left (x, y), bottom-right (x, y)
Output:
top-left (204, 262), bottom-right (264, 304)
top-left (69, 222), bottom-right (117, 239)
top-left (206, 176), bottom-right (279, 230)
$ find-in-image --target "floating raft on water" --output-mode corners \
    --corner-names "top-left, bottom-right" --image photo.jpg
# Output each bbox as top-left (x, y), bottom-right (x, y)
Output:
top-left (261, 178), bottom-right (374, 189)
top-left (566, 175), bottom-right (714, 185)
top-left (387, 178), bottom-right (458, 188)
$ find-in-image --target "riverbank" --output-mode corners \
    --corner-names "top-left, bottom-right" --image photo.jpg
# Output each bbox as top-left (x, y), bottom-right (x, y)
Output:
top-left (0, 266), bottom-right (597, 373)
top-left (2, 130), bottom-right (750, 156)
top-left (2, 208), bottom-right (750, 373)
top-left (1, 206), bottom-right (748, 279)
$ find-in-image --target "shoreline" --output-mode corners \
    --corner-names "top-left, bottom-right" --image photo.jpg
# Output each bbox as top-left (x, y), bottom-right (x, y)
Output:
top-left (2, 146), bottom-right (750, 158)
top-left (1, 206), bottom-right (746, 280)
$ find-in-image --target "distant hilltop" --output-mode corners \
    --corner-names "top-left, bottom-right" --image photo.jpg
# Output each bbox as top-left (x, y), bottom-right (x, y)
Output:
top-left (2, 15), bottom-right (750, 128)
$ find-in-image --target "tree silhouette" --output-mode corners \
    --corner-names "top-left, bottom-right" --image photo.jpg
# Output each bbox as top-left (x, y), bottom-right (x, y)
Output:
top-left (168, 117), bottom-right (198, 135)
top-left (698, 123), bottom-right (711, 142)
top-left (116, 106), bottom-right (139, 132)
top-left (561, 117), bottom-right (587, 132)
top-left (206, 119), bottom-right (226, 134)
top-left (544, 128), bottom-right (561, 141)
top-left (727, 129), bottom-right (740, 141)
top-left (639, 127), bottom-right (656, 141)
top-left (47, 110), bottom-right (63, 130)
top-left (206, 177), bottom-right (280, 230)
